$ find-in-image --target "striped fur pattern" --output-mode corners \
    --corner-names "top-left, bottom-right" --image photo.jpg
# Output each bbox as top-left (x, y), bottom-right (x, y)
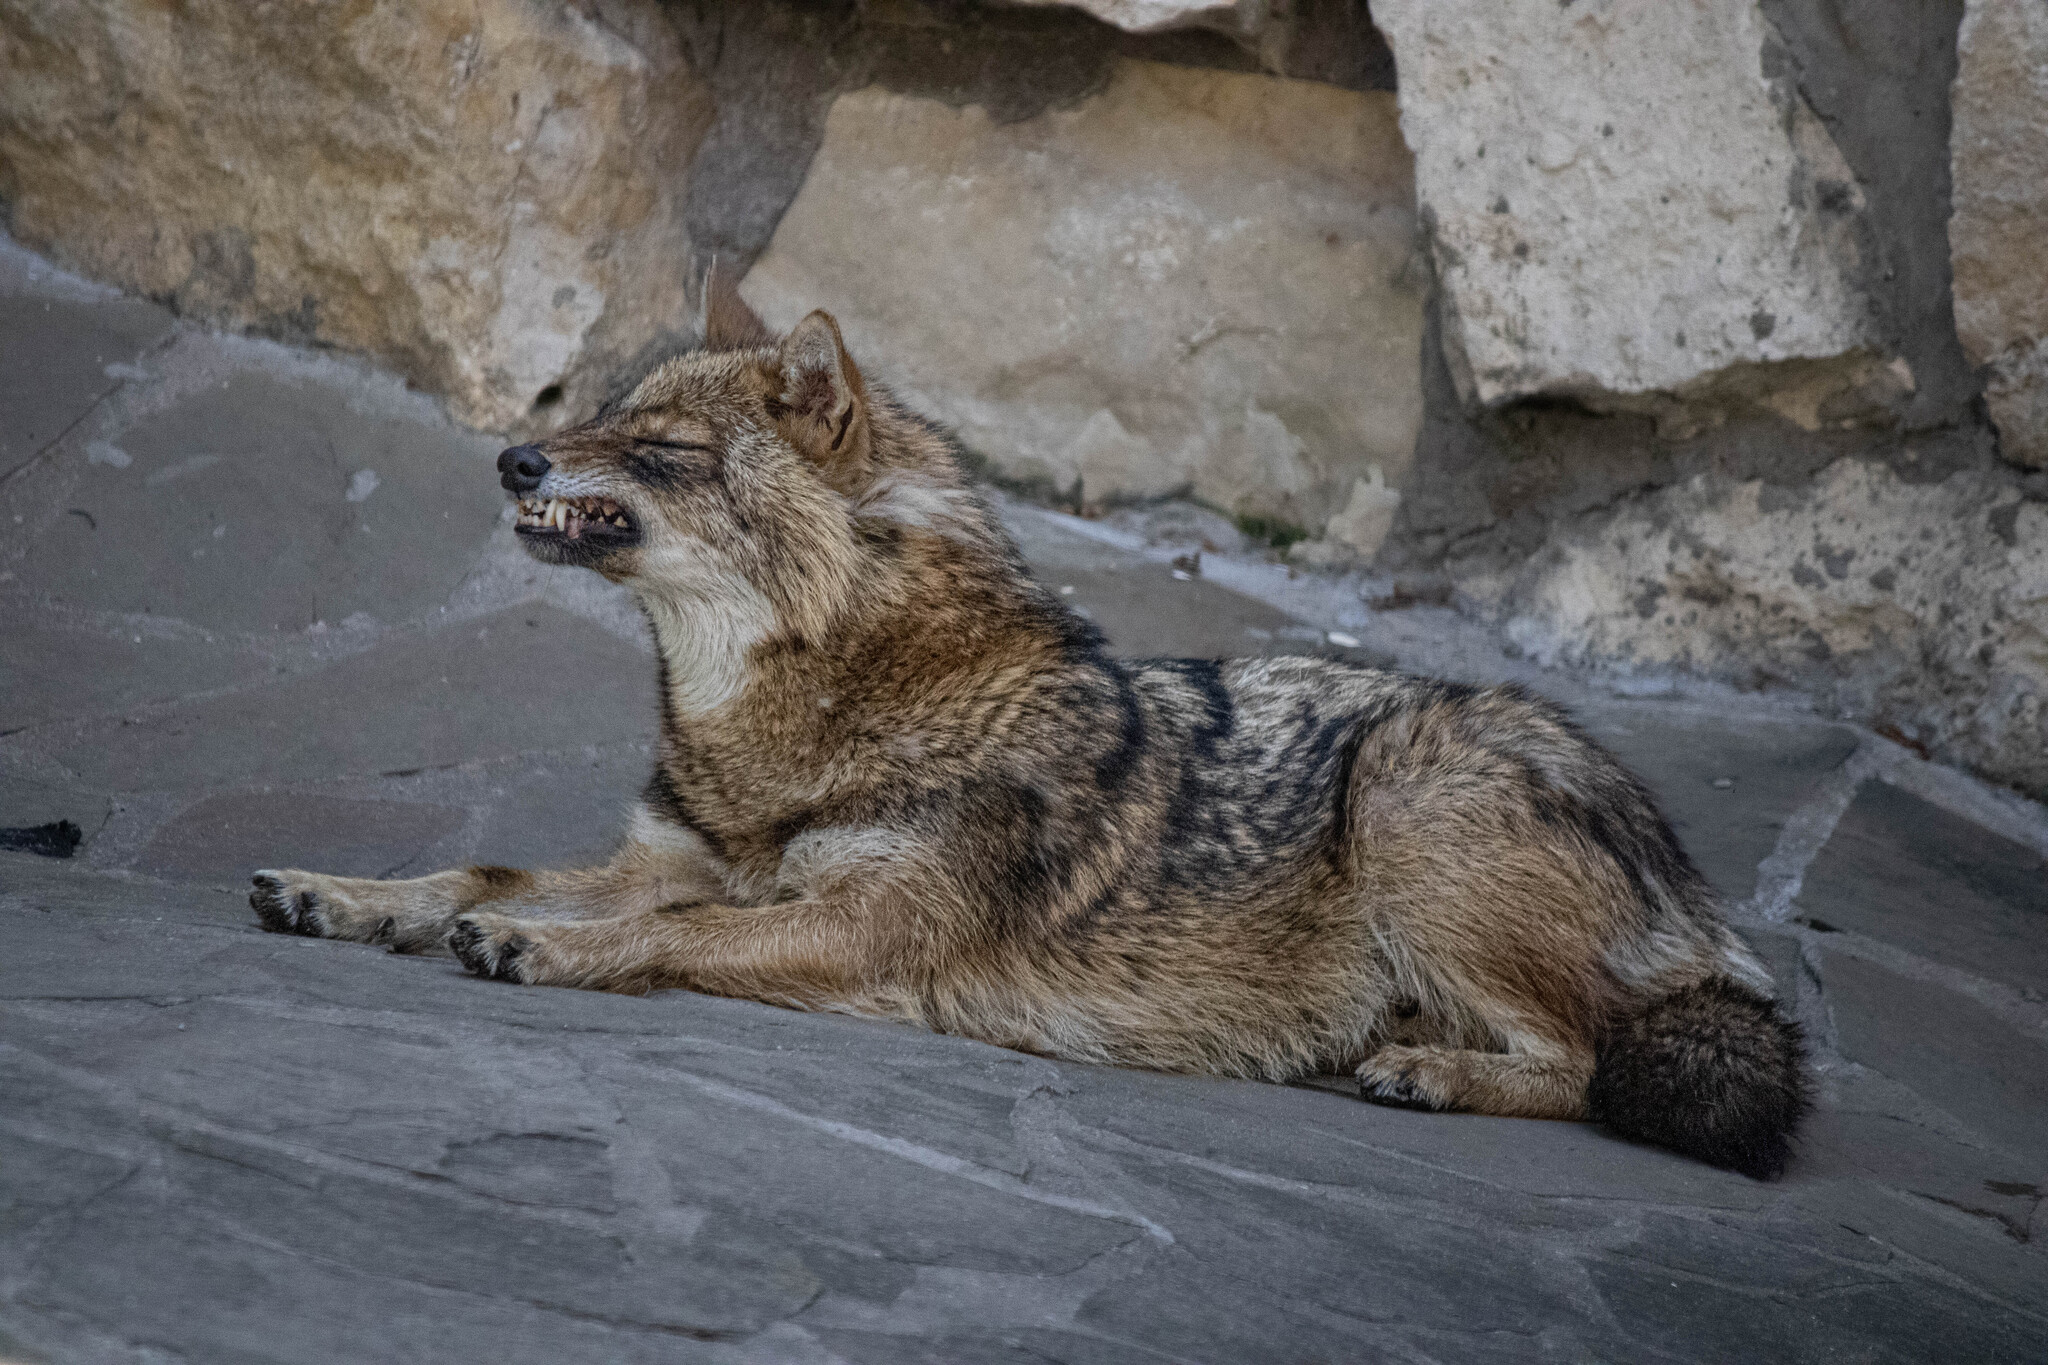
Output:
top-left (253, 291), bottom-right (1807, 1176)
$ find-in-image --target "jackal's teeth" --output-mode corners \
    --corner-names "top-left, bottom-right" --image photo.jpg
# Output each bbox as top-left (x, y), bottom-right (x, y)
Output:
top-left (515, 493), bottom-right (632, 534)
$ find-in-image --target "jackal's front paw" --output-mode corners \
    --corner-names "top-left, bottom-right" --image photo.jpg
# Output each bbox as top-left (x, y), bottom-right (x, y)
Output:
top-left (1356, 1047), bottom-right (1450, 1111)
top-left (250, 869), bottom-right (462, 950)
top-left (251, 870), bottom-right (381, 941)
top-left (447, 914), bottom-right (536, 983)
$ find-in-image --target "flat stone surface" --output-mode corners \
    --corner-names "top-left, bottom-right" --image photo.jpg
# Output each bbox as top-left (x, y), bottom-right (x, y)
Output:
top-left (29, 603), bottom-right (655, 795)
top-left (0, 615), bottom-right (276, 736)
top-left (1577, 704), bottom-right (1860, 902)
top-left (1736, 923), bottom-right (1806, 1015)
top-left (1009, 514), bottom-right (1364, 664)
top-left (4, 243), bottom-right (2047, 1363)
top-left (463, 741), bottom-right (659, 872)
top-left (1822, 949), bottom-right (2048, 1175)
top-left (1797, 1101), bottom-right (2045, 1249)
top-left (0, 774), bottom-right (107, 850)
top-left (4, 857), bottom-right (2046, 1362)
top-left (1797, 780), bottom-right (2048, 997)
top-left (11, 369), bottom-right (505, 634)
top-left (0, 284), bottom-right (172, 477)
top-left (131, 791), bottom-right (469, 886)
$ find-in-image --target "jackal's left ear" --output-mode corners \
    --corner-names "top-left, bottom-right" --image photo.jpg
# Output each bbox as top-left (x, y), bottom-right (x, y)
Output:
top-left (768, 310), bottom-right (871, 490)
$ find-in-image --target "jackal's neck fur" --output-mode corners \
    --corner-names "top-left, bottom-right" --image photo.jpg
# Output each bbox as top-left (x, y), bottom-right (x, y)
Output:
top-left (637, 386), bottom-right (1079, 788)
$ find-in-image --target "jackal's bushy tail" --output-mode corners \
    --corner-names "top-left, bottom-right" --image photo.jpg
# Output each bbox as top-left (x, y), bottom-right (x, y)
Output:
top-left (1587, 977), bottom-right (1809, 1179)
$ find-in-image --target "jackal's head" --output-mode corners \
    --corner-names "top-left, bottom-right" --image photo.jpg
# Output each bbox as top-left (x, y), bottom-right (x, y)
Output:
top-left (499, 278), bottom-right (879, 568)
top-left (494, 280), bottom-right (988, 710)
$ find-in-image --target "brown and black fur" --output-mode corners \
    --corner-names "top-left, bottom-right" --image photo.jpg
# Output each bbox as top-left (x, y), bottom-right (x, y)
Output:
top-left (252, 281), bottom-right (1808, 1178)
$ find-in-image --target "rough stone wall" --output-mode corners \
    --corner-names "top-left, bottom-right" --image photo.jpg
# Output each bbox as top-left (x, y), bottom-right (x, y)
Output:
top-left (742, 60), bottom-right (1423, 540)
top-left (0, 0), bottom-right (712, 432)
top-left (1372, 0), bottom-right (1898, 431)
top-left (663, 2), bottom-right (1396, 319)
top-left (1377, 0), bottom-right (2047, 798)
top-left (1948, 0), bottom-right (2048, 470)
top-left (0, 0), bottom-right (1395, 443)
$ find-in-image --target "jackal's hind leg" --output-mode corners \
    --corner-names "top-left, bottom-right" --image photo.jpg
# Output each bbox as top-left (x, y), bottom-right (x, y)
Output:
top-left (1356, 1038), bottom-right (1595, 1122)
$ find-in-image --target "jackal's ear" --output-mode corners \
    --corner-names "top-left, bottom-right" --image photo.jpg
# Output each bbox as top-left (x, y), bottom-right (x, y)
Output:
top-left (769, 310), bottom-right (871, 489)
top-left (701, 263), bottom-right (773, 351)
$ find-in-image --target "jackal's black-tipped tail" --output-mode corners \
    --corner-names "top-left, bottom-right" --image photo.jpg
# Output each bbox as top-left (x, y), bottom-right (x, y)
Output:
top-left (1588, 977), bottom-right (1809, 1179)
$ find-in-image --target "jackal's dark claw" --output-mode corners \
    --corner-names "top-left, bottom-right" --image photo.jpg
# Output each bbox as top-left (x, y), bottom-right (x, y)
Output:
top-left (448, 917), bottom-right (529, 982)
top-left (250, 873), bottom-right (326, 937)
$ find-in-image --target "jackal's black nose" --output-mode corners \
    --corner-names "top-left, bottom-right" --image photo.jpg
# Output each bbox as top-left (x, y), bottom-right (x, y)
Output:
top-left (497, 444), bottom-right (551, 493)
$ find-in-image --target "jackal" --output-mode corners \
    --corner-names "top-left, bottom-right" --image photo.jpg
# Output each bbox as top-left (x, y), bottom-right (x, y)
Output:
top-left (253, 283), bottom-right (1807, 1177)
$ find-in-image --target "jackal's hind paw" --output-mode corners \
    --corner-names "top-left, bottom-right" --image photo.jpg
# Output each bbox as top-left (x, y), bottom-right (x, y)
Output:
top-left (1356, 1048), bottom-right (1449, 1111)
top-left (448, 915), bottom-right (533, 983)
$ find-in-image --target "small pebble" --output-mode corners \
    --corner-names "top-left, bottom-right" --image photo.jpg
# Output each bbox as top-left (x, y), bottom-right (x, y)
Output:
top-left (1711, 777), bottom-right (1735, 789)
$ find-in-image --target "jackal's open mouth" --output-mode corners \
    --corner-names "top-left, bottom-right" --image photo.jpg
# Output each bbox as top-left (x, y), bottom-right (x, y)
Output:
top-left (514, 496), bottom-right (638, 543)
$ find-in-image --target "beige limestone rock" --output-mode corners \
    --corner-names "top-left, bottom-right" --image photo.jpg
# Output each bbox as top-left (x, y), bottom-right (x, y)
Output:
top-left (1372, 0), bottom-right (1889, 426)
top-left (1949, 0), bottom-right (2048, 469)
top-left (744, 60), bottom-right (1425, 534)
top-left (0, 0), bottom-right (710, 433)
top-left (1291, 466), bottom-right (1402, 567)
top-left (1322, 467), bottom-right (1403, 559)
top-left (1485, 459), bottom-right (2048, 796)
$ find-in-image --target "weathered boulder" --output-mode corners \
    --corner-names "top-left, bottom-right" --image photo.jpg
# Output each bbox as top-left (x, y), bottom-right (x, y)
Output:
top-left (743, 59), bottom-right (1425, 538)
top-left (0, 0), bottom-right (710, 433)
top-left (1484, 457), bottom-right (2048, 797)
top-left (1949, 0), bottom-right (2048, 469)
top-left (1372, 0), bottom-right (1899, 433)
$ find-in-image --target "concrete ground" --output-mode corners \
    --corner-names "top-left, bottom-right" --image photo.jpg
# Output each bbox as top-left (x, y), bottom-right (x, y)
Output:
top-left (3, 233), bottom-right (2046, 1364)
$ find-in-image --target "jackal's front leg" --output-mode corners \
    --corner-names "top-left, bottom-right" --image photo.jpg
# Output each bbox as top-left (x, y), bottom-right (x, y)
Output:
top-left (250, 866), bottom-right (543, 951)
top-left (251, 809), bottom-right (729, 952)
top-left (447, 893), bottom-right (909, 1004)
